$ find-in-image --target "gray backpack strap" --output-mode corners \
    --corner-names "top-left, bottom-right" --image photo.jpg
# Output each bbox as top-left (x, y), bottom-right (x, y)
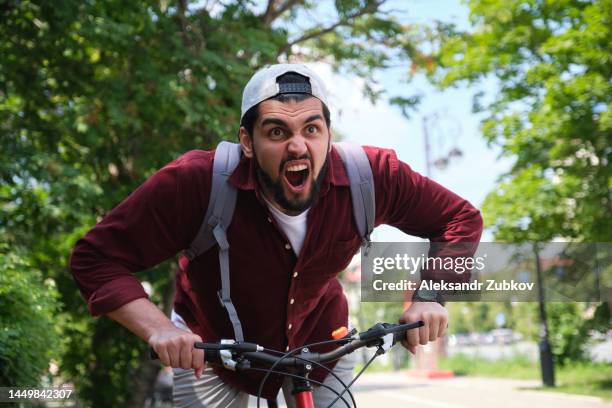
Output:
top-left (184, 141), bottom-right (244, 342)
top-left (334, 142), bottom-right (376, 254)
top-left (185, 141), bottom-right (242, 260)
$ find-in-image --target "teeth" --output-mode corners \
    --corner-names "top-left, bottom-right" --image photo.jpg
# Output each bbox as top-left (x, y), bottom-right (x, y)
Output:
top-left (286, 164), bottom-right (307, 172)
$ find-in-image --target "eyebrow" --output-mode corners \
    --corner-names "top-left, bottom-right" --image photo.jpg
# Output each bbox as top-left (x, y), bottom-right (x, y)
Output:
top-left (304, 114), bottom-right (324, 124)
top-left (260, 114), bottom-right (324, 129)
top-left (260, 118), bottom-right (289, 128)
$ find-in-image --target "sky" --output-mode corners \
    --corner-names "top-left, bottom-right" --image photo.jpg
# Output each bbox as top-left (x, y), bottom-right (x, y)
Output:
top-left (302, 0), bottom-right (512, 242)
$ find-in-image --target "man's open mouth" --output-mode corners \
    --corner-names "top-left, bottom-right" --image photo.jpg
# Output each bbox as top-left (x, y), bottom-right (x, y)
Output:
top-left (283, 161), bottom-right (310, 192)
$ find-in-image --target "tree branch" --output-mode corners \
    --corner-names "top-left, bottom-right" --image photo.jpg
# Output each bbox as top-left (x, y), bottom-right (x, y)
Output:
top-left (175, 0), bottom-right (206, 52)
top-left (176, 0), bottom-right (193, 48)
top-left (271, 0), bottom-right (305, 23)
top-left (261, 0), bottom-right (305, 25)
top-left (261, 0), bottom-right (278, 25)
top-left (277, 0), bottom-right (386, 57)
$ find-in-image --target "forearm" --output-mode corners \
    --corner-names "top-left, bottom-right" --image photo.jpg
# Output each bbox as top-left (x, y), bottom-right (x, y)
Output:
top-left (106, 297), bottom-right (175, 342)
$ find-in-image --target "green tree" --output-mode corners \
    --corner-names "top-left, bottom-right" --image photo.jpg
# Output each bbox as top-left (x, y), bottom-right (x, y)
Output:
top-left (0, 248), bottom-right (61, 388)
top-left (446, 302), bottom-right (505, 334)
top-left (430, 0), bottom-right (611, 363)
top-left (432, 0), bottom-right (610, 241)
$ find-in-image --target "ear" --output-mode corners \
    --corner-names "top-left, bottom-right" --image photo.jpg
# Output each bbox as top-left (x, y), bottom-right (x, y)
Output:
top-left (328, 130), bottom-right (334, 152)
top-left (239, 127), bottom-right (254, 158)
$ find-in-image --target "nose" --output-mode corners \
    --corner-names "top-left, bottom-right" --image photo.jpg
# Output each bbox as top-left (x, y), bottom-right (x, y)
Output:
top-left (286, 135), bottom-right (308, 158)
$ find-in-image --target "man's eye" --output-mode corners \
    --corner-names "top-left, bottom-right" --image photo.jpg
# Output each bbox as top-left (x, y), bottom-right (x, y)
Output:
top-left (270, 128), bottom-right (284, 137)
top-left (306, 125), bottom-right (318, 134)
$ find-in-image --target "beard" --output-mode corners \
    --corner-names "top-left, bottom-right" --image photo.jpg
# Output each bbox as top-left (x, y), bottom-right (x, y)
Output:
top-left (253, 149), bottom-right (329, 214)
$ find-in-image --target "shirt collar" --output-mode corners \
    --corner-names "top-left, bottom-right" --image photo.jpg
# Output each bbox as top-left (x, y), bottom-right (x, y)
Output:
top-left (227, 145), bottom-right (350, 196)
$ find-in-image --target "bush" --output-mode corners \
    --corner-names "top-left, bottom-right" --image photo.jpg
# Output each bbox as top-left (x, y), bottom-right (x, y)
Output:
top-left (0, 249), bottom-right (61, 387)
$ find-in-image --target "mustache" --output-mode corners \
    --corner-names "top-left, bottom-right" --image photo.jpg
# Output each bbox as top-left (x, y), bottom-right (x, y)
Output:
top-left (279, 154), bottom-right (312, 173)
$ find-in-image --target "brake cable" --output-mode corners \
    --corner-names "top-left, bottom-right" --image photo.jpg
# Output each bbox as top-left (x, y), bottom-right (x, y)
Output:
top-left (261, 348), bottom-right (358, 408)
top-left (255, 337), bottom-right (352, 408)
top-left (324, 348), bottom-right (381, 408)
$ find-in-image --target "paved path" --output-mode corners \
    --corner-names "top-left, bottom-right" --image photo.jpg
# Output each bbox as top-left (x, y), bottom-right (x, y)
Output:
top-left (249, 373), bottom-right (611, 407)
top-left (350, 374), bottom-right (611, 408)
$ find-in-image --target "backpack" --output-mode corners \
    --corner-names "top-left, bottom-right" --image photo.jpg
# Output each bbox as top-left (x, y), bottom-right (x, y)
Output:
top-left (180, 141), bottom-right (375, 342)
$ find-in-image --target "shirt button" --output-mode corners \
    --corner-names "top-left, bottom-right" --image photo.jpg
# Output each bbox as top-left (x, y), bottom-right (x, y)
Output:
top-left (267, 217), bottom-right (272, 223)
top-left (293, 271), bottom-right (298, 278)
top-left (290, 298), bottom-right (295, 305)
top-left (285, 243), bottom-right (291, 250)
top-left (288, 323), bottom-right (292, 330)
top-left (285, 346), bottom-right (290, 352)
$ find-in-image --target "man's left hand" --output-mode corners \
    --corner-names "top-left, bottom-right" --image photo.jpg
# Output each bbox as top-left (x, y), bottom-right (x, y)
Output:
top-left (399, 302), bottom-right (448, 354)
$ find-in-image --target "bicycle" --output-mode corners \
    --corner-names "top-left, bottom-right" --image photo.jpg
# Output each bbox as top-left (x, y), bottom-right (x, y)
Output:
top-left (151, 320), bottom-right (424, 408)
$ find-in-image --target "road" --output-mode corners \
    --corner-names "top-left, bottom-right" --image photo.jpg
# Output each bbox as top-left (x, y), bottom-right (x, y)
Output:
top-left (350, 374), bottom-right (611, 408)
top-left (249, 373), bottom-right (611, 408)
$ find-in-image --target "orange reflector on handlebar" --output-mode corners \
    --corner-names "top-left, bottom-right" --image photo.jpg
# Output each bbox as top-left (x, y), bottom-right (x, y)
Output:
top-left (331, 326), bottom-right (348, 340)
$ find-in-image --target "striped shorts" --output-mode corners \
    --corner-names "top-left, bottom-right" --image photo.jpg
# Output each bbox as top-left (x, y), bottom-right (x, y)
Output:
top-left (172, 351), bottom-right (356, 408)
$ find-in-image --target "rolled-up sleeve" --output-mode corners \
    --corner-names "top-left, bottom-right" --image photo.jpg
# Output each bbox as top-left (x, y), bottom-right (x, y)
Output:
top-left (69, 155), bottom-right (205, 316)
top-left (365, 146), bottom-right (483, 282)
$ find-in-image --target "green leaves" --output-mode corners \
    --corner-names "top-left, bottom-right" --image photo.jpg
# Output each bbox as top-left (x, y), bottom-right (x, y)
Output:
top-left (389, 95), bottom-right (422, 119)
top-left (433, 0), bottom-right (611, 242)
top-left (0, 248), bottom-right (61, 387)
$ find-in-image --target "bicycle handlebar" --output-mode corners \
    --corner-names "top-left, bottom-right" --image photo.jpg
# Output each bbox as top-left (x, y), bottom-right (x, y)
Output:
top-left (149, 321), bottom-right (424, 368)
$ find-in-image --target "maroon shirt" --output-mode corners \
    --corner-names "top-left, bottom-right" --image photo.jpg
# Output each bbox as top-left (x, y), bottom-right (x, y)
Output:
top-left (70, 145), bottom-right (482, 398)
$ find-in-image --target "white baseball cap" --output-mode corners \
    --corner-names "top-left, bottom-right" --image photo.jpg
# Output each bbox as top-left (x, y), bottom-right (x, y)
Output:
top-left (240, 64), bottom-right (330, 120)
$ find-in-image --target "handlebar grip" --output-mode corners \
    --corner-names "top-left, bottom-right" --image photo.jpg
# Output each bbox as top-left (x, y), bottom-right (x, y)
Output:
top-left (149, 346), bottom-right (221, 363)
top-left (393, 330), bottom-right (407, 343)
top-left (392, 320), bottom-right (425, 343)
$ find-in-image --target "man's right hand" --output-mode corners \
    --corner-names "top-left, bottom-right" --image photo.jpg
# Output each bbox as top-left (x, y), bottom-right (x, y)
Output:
top-left (105, 298), bottom-right (206, 379)
top-left (148, 326), bottom-right (206, 378)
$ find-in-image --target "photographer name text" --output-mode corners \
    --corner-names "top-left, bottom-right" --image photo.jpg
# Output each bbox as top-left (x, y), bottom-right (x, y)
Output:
top-left (372, 279), bottom-right (535, 292)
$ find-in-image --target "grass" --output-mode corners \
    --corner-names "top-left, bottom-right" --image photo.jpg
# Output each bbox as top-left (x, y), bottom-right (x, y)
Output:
top-left (439, 353), bottom-right (538, 380)
top-left (439, 354), bottom-right (612, 400)
top-left (549, 362), bottom-right (612, 400)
